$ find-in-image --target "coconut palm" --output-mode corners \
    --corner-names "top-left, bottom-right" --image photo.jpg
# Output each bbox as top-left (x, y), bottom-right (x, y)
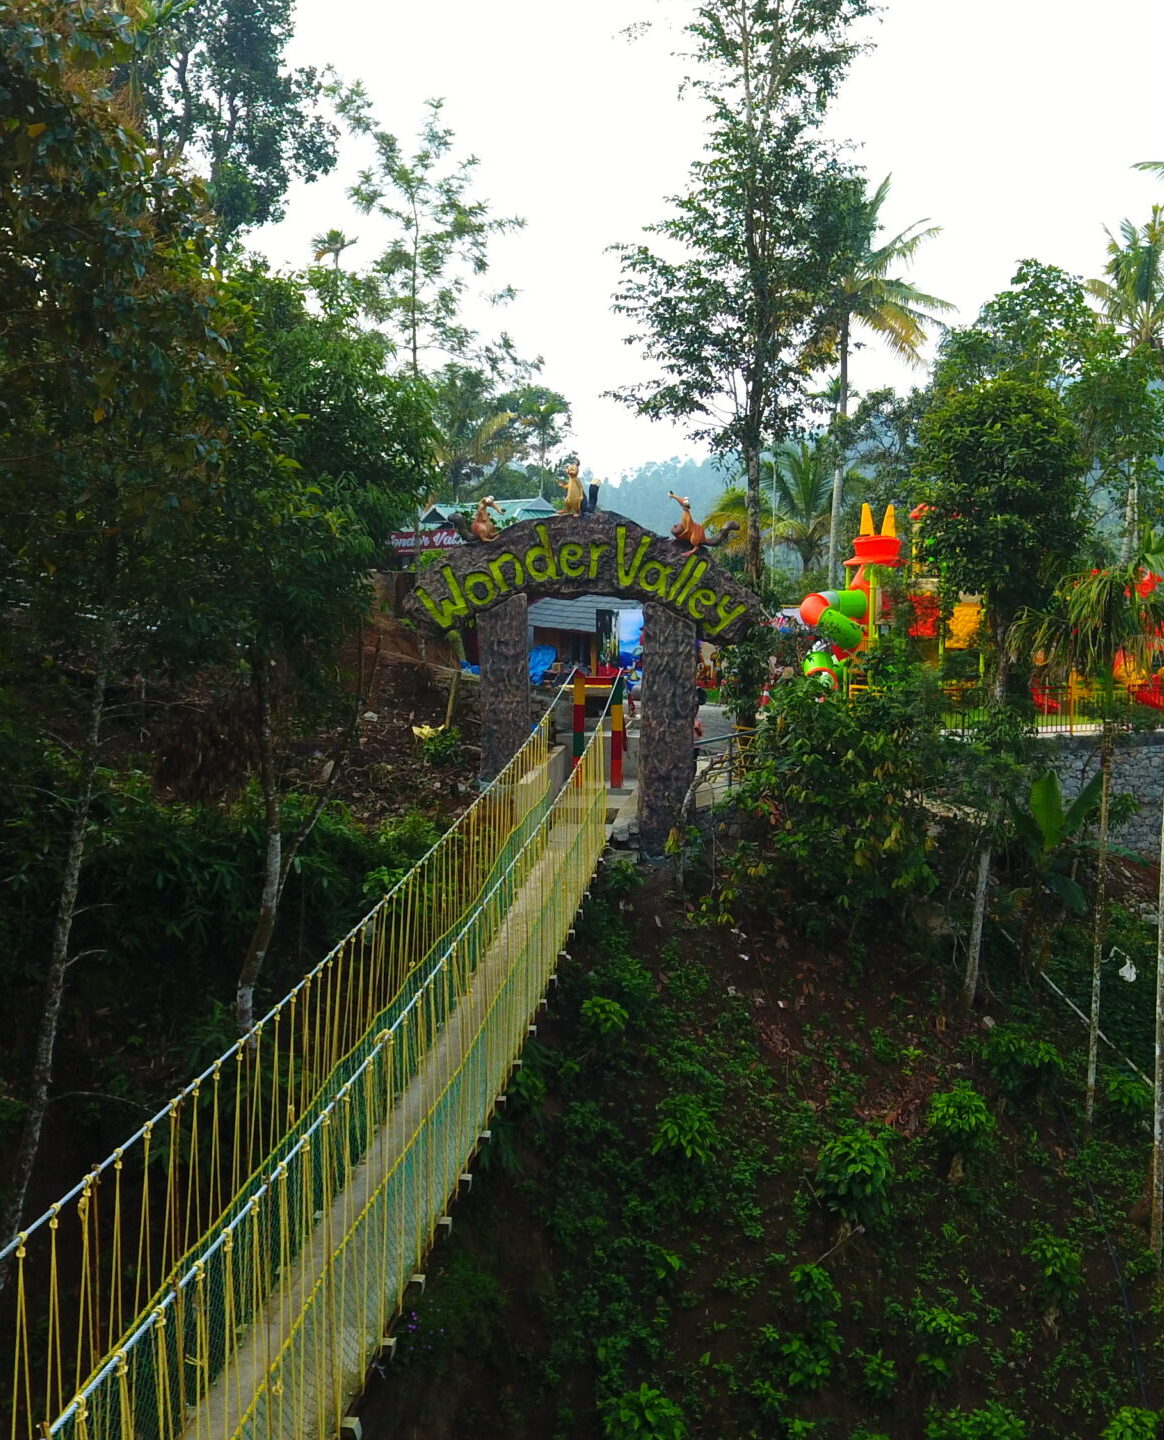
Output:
top-left (705, 441), bottom-right (860, 572)
top-left (822, 177), bottom-right (954, 583)
top-left (1009, 541), bottom-right (1164, 1132)
top-left (430, 363), bottom-right (517, 503)
top-left (311, 228), bottom-right (358, 269)
top-left (1086, 208), bottom-right (1164, 365)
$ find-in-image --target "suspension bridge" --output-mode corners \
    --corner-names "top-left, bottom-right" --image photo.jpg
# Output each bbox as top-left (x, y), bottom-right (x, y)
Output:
top-left (1, 690), bottom-right (616, 1440)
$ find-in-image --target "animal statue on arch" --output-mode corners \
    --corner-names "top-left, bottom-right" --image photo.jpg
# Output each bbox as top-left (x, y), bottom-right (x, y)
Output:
top-left (448, 494), bottom-right (502, 545)
top-left (559, 462), bottom-right (602, 516)
top-left (668, 492), bottom-right (740, 557)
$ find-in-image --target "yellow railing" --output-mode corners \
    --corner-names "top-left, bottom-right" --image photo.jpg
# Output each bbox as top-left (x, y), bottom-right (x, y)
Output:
top-left (3, 686), bottom-right (609, 1440)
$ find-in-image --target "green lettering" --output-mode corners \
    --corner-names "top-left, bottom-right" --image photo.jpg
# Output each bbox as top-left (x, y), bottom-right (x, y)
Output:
top-left (705, 596), bottom-right (747, 636)
top-left (667, 555), bottom-right (696, 602)
top-left (616, 528), bottom-right (652, 588)
top-left (416, 568), bottom-right (470, 628)
top-left (676, 560), bottom-right (708, 606)
top-left (526, 524), bottom-right (559, 583)
top-left (464, 572), bottom-right (497, 607)
top-left (559, 541), bottom-right (584, 578)
top-left (637, 559), bottom-right (673, 598)
top-left (488, 552), bottom-right (524, 593)
top-left (687, 586), bottom-right (716, 622)
top-left (587, 541), bottom-right (611, 578)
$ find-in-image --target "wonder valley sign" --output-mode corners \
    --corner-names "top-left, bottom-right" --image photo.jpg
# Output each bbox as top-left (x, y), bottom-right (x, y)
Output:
top-left (404, 512), bottom-right (765, 641)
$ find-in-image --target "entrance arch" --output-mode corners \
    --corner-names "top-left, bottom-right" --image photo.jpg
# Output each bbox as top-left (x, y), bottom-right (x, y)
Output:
top-left (404, 511), bottom-right (767, 852)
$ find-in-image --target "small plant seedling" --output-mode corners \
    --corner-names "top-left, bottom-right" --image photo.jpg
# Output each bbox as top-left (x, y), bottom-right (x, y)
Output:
top-left (651, 1094), bottom-right (718, 1164)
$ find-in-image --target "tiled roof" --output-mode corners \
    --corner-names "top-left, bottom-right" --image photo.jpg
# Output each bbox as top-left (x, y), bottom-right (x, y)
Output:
top-left (528, 595), bottom-right (642, 632)
top-left (419, 496), bottom-right (556, 528)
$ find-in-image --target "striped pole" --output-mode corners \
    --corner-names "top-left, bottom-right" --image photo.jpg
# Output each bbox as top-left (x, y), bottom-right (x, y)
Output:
top-left (572, 670), bottom-right (586, 769)
top-left (610, 673), bottom-right (625, 789)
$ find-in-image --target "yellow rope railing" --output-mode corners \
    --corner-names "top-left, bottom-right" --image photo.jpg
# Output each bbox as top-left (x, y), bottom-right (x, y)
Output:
top-left (3, 681), bottom-right (608, 1440)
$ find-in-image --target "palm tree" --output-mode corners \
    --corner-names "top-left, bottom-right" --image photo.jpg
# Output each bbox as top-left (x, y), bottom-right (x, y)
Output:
top-left (823, 177), bottom-right (953, 583)
top-left (311, 228), bottom-right (359, 269)
top-left (1085, 208), bottom-right (1164, 554)
top-left (704, 441), bottom-right (860, 572)
top-left (1009, 543), bottom-right (1164, 1131)
top-left (771, 440), bottom-right (862, 572)
top-left (430, 364), bottom-right (517, 503)
top-left (1086, 208), bottom-right (1164, 364)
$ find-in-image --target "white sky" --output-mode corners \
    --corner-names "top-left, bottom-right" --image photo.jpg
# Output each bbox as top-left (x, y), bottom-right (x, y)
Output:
top-left (255, 0), bottom-right (1164, 481)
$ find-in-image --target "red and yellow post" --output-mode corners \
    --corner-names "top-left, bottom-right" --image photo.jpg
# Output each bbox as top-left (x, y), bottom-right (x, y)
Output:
top-left (572, 670), bottom-right (586, 769)
top-left (610, 673), bottom-right (625, 789)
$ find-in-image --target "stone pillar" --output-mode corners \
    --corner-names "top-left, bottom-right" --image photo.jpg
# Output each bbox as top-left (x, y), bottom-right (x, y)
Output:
top-left (637, 603), bottom-right (697, 856)
top-left (477, 594), bottom-right (530, 782)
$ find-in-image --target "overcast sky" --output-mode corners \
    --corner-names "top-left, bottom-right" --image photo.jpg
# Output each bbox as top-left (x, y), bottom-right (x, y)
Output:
top-left (256, 0), bottom-right (1164, 482)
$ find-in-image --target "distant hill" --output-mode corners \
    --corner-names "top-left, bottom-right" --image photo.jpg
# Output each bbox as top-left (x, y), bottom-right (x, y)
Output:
top-left (601, 455), bottom-right (737, 536)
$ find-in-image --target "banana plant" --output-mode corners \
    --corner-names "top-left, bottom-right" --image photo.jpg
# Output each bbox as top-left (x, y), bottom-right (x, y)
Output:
top-left (1007, 768), bottom-right (1105, 977)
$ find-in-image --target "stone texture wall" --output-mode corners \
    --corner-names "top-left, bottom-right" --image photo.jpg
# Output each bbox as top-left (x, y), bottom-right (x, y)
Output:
top-left (1037, 732), bottom-right (1164, 857)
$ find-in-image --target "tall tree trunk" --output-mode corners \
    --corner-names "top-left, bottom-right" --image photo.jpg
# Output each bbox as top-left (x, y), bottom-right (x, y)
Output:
top-left (963, 840), bottom-right (991, 1011)
top-left (0, 628), bottom-right (111, 1264)
top-left (1151, 777), bottom-right (1164, 1265)
top-left (826, 316), bottom-right (850, 586)
top-left (1120, 466), bottom-right (1138, 565)
top-left (962, 621), bottom-right (1012, 1012)
top-left (1085, 722), bottom-right (1114, 1132)
top-left (234, 636), bottom-right (379, 1035)
top-left (744, 440), bottom-right (763, 590)
top-left (236, 660), bottom-right (281, 1036)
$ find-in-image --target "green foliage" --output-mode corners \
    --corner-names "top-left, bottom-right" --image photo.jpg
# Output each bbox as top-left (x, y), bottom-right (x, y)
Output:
top-left (393, 1251), bottom-right (502, 1376)
top-left (780, 1327), bottom-right (840, 1391)
top-left (856, 1348), bottom-right (898, 1402)
top-left (927, 1082), bottom-right (995, 1153)
top-left (727, 680), bottom-right (944, 928)
top-left (789, 1263), bottom-right (840, 1320)
top-left (978, 1025), bottom-right (1064, 1099)
top-left (609, 0), bottom-right (875, 580)
top-left (1100, 1408), bottom-right (1160, 1440)
top-left (419, 726), bottom-right (463, 766)
top-left (915, 376), bottom-right (1084, 646)
top-left (580, 997), bottom-right (630, 1040)
top-left (925, 1402), bottom-right (1027, 1439)
top-left (124, 0), bottom-right (337, 247)
top-left (913, 1304), bottom-right (976, 1387)
top-left (1023, 1228), bottom-right (1084, 1313)
top-left (1104, 1069), bottom-right (1152, 1126)
top-left (601, 1383), bottom-right (686, 1440)
top-left (336, 91), bottom-right (523, 374)
top-left (651, 1094), bottom-right (718, 1165)
top-left (815, 1123), bottom-right (895, 1226)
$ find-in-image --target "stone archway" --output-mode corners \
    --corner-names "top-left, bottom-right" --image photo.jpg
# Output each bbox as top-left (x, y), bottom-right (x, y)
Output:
top-left (404, 511), bottom-right (766, 853)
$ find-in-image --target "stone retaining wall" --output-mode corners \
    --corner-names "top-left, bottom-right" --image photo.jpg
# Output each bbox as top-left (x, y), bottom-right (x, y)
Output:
top-left (1036, 732), bottom-right (1164, 857)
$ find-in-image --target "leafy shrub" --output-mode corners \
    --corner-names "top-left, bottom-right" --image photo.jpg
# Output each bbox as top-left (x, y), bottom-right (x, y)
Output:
top-left (1101, 1407), bottom-right (1159, 1440)
top-left (913, 1304), bottom-right (976, 1387)
top-left (418, 724), bottom-right (462, 765)
top-left (711, 680), bottom-right (944, 935)
top-left (651, 1094), bottom-right (718, 1164)
top-left (928, 1082), bottom-right (995, 1152)
top-left (856, 1347), bottom-right (898, 1402)
top-left (925, 1402), bottom-right (1026, 1439)
top-left (581, 996), bottom-right (630, 1039)
top-left (789, 1263), bottom-right (840, 1320)
top-left (602, 1383), bottom-right (686, 1440)
top-left (979, 1025), bottom-right (1063, 1098)
top-left (1023, 1228), bottom-right (1083, 1313)
top-left (590, 951), bottom-right (655, 1021)
top-left (815, 1123), bottom-right (895, 1225)
top-left (781, 1327), bottom-right (840, 1391)
top-left (1105, 1069), bottom-right (1151, 1126)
